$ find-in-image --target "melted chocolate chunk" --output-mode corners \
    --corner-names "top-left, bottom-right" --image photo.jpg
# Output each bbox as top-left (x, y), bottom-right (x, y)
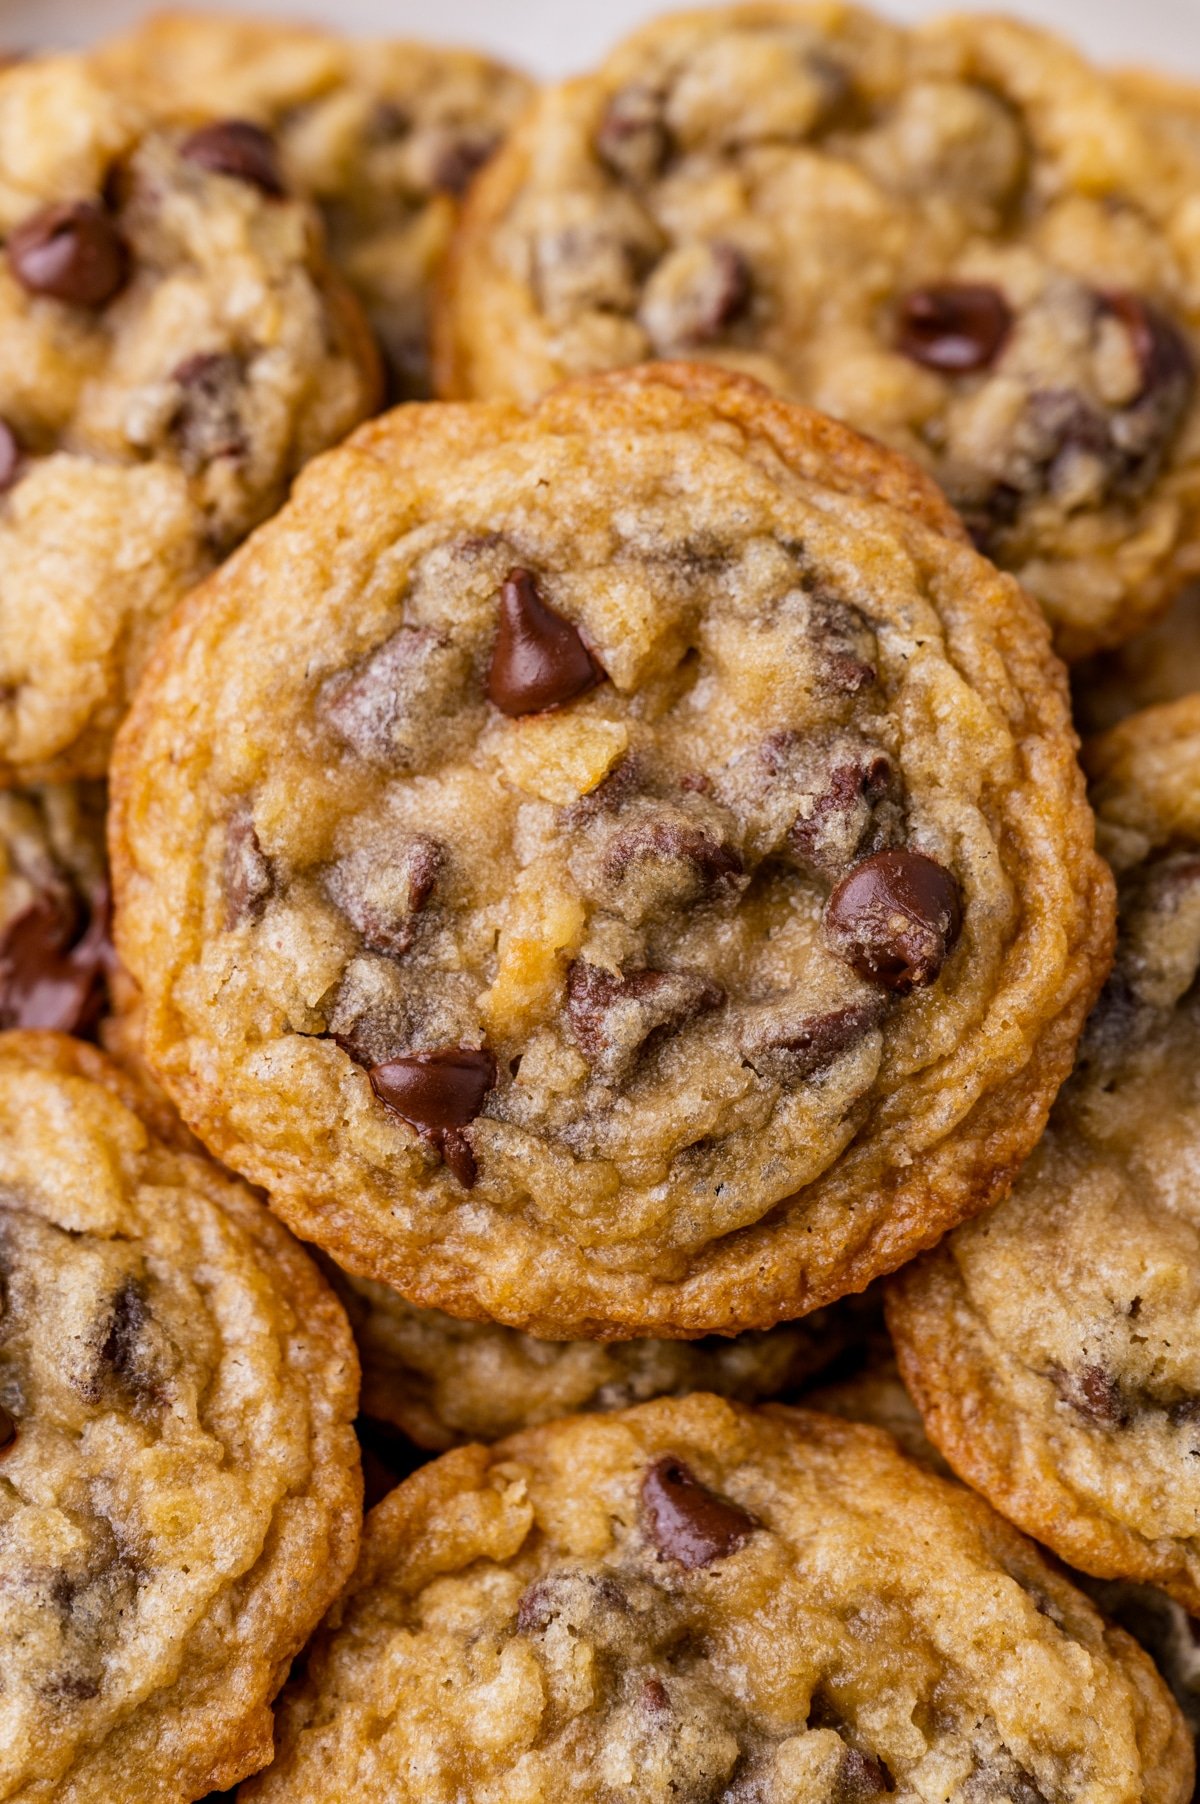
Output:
top-left (641, 1456), bottom-right (756, 1569)
top-left (836, 1749), bottom-right (895, 1801)
top-left (598, 814), bottom-right (745, 922)
top-left (777, 743), bottom-right (898, 882)
top-left (0, 417), bottom-right (22, 494)
top-left (596, 84), bottom-right (671, 183)
top-left (327, 834), bottom-right (443, 959)
top-left (825, 849), bottom-right (961, 993)
top-left (1106, 292), bottom-right (1194, 405)
top-left (897, 283), bottom-right (1013, 374)
top-left (516, 1569), bottom-right (631, 1637)
top-left (0, 885), bottom-right (110, 1034)
top-left (7, 200), bottom-right (128, 308)
top-left (97, 1280), bottom-right (150, 1389)
top-left (739, 1000), bottom-right (884, 1085)
top-left (223, 808), bottom-right (273, 927)
top-left (318, 625), bottom-right (469, 769)
top-left (487, 569), bottom-right (604, 716)
top-left (1052, 1361), bottom-right (1128, 1428)
top-left (566, 961), bottom-right (725, 1083)
top-left (369, 1046), bottom-right (496, 1186)
top-left (0, 1401), bottom-right (15, 1453)
top-left (170, 352), bottom-right (248, 471)
top-left (180, 120), bottom-right (285, 196)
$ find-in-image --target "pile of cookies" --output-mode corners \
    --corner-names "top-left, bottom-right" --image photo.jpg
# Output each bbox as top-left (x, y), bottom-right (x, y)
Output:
top-left (3, 6), bottom-right (1200, 1799)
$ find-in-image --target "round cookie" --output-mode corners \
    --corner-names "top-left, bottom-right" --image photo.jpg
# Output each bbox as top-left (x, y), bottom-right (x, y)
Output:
top-left (335, 1266), bottom-right (870, 1448)
top-left (111, 362), bottom-right (1112, 1338)
top-left (0, 782), bottom-right (110, 1033)
top-left (890, 693), bottom-right (1200, 1614)
top-left (0, 52), bottom-right (380, 784)
top-left (437, 5), bottom-right (1200, 658)
top-left (95, 9), bottom-right (534, 401)
top-left (238, 1393), bottom-right (1192, 1803)
top-left (0, 1032), bottom-right (362, 1802)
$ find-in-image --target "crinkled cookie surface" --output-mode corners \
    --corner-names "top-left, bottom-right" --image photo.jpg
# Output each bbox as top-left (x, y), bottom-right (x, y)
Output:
top-left (438, 4), bottom-right (1200, 657)
top-left (239, 1394), bottom-right (1192, 1804)
top-left (95, 8), bottom-right (533, 399)
top-left (112, 362), bottom-right (1111, 1337)
top-left (890, 693), bottom-right (1200, 1613)
top-left (0, 51), bottom-right (379, 782)
top-left (0, 1032), bottom-right (362, 1803)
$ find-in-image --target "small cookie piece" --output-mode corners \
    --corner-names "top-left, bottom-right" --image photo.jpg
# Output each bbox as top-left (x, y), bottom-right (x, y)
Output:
top-left (0, 52), bottom-right (379, 783)
top-left (111, 362), bottom-right (1112, 1338)
top-left (890, 694), bottom-right (1200, 1614)
top-left (438, 5), bottom-right (1200, 658)
top-left (0, 782), bottom-right (110, 1034)
top-left (95, 9), bottom-right (533, 401)
top-left (238, 1393), bottom-right (1193, 1803)
top-left (0, 1032), bottom-right (361, 1802)
top-left (335, 1266), bottom-right (868, 1448)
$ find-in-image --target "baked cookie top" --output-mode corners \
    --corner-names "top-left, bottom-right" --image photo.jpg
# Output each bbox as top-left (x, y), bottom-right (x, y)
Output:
top-left (112, 363), bottom-right (1111, 1338)
top-left (437, 4), bottom-right (1200, 658)
top-left (0, 1032), bottom-right (362, 1802)
top-left (95, 8), bottom-right (533, 400)
top-left (889, 692), bottom-right (1200, 1614)
top-left (0, 51), bottom-right (379, 782)
top-left (336, 1265), bottom-right (865, 1449)
top-left (239, 1393), bottom-right (1192, 1804)
top-left (0, 782), bottom-right (110, 1036)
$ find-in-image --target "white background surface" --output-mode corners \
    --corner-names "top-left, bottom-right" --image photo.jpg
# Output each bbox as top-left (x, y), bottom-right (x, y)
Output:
top-left (3, 0), bottom-right (1200, 79)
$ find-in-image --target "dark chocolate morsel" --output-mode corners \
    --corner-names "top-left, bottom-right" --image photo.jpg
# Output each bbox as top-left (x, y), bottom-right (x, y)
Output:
top-left (369, 1046), bottom-right (496, 1133)
top-left (432, 134), bottom-right (498, 197)
top-left (567, 962), bottom-right (725, 1082)
top-left (835, 1749), bottom-right (895, 1801)
top-left (180, 120), bottom-right (286, 196)
top-left (0, 1401), bottom-right (14, 1453)
top-left (0, 417), bottom-right (22, 493)
top-left (170, 351), bottom-right (248, 469)
top-left (7, 200), bottom-right (128, 308)
top-left (824, 849), bottom-right (962, 994)
top-left (600, 817), bottom-right (744, 897)
top-left (487, 569), bottom-right (603, 716)
top-left (1105, 292), bottom-right (1194, 402)
top-left (641, 1455), bottom-right (756, 1569)
top-left (0, 884), bottom-right (110, 1034)
top-left (740, 1000), bottom-right (884, 1084)
top-left (1052, 1361), bottom-right (1128, 1428)
top-left (897, 284), bottom-right (1013, 374)
top-left (224, 808), bottom-right (273, 927)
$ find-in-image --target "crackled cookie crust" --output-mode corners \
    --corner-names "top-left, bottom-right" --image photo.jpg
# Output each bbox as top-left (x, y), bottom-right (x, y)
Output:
top-left (95, 9), bottom-right (533, 401)
top-left (890, 693), bottom-right (1200, 1614)
top-left (0, 1033), bottom-right (362, 1803)
top-left (0, 51), bottom-right (379, 783)
top-left (112, 363), bottom-right (1111, 1339)
top-left (335, 1265), bottom-right (869, 1448)
top-left (238, 1393), bottom-right (1192, 1804)
top-left (437, 4), bottom-right (1200, 658)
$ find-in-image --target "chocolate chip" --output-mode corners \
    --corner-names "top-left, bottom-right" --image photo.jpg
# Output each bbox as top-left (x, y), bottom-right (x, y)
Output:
top-left (739, 1000), bottom-right (885, 1085)
top-left (599, 816), bottom-right (745, 918)
top-left (516, 1569), bottom-right (630, 1636)
top-left (596, 84), bottom-right (670, 183)
top-left (318, 625), bottom-right (470, 769)
top-left (0, 418), bottom-right (22, 494)
top-left (836, 1749), bottom-right (895, 1801)
top-left (1052, 1361), bottom-right (1128, 1428)
top-left (432, 132), bottom-right (498, 196)
top-left (180, 120), bottom-right (285, 196)
top-left (487, 569), bottom-right (603, 716)
top-left (897, 284), bottom-right (1013, 374)
top-left (0, 1401), bottom-right (15, 1453)
top-left (223, 808), bottom-right (272, 927)
top-left (825, 849), bottom-right (961, 993)
top-left (567, 962), bottom-right (725, 1083)
top-left (7, 200), bottom-right (128, 308)
top-left (0, 885), bottom-right (110, 1034)
top-left (783, 747), bottom-right (898, 881)
top-left (640, 241), bottom-right (752, 353)
top-left (170, 352), bottom-right (247, 471)
top-left (640, 1675), bottom-right (672, 1718)
top-left (326, 834), bottom-right (443, 959)
top-left (369, 1046), bottom-right (496, 1186)
top-left (641, 1456), bottom-right (756, 1569)
top-left (98, 1280), bottom-right (149, 1386)
top-left (1106, 292), bottom-right (1194, 403)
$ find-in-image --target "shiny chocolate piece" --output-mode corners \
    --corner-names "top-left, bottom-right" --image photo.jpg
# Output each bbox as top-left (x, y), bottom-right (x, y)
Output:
top-left (487, 568), bottom-right (603, 716)
top-left (181, 120), bottom-right (286, 197)
top-left (0, 885), bottom-right (110, 1033)
top-left (641, 1455), bottom-right (756, 1569)
top-left (897, 283), bottom-right (1013, 375)
top-left (825, 848), bottom-right (961, 993)
top-left (7, 200), bottom-right (128, 308)
top-left (369, 1046), bottom-right (497, 1187)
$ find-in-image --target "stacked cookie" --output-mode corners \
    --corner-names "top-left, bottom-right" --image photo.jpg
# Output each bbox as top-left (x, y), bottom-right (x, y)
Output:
top-left (3, 7), bottom-right (1200, 1800)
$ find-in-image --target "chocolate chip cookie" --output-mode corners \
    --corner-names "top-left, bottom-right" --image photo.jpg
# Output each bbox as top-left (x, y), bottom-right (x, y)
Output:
top-left (0, 1031), bottom-right (362, 1801)
top-left (335, 1266), bottom-right (868, 1449)
top-left (890, 692), bottom-right (1200, 1614)
top-left (238, 1392), bottom-right (1192, 1803)
top-left (0, 51), bottom-right (379, 783)
top-left (111, 362), bottom-right (1111, 1338)
top-left (0, 782), bottom-right (110, 1035)
top-left (438, 6), bottom-right (1200, 658)
top-left (95, 9), bottom-right (533, 401)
